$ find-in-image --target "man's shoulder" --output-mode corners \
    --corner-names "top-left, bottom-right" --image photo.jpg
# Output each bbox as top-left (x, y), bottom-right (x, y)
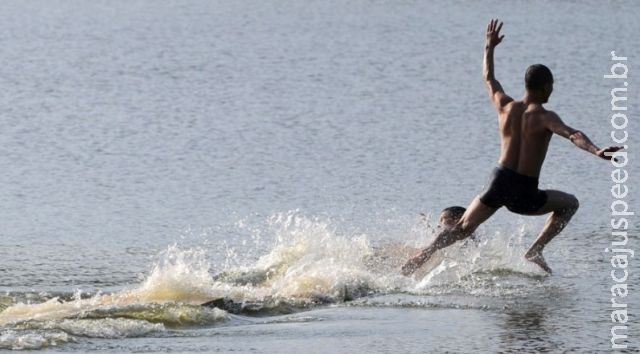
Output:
top-left (518, 105), bottom-right (563, 132)
top-left (501, 99), bottom-right (524, 112)
top-left (522, 107), bottom-right (565, 134)
top-left (538, 108), bottom-right (561, 122)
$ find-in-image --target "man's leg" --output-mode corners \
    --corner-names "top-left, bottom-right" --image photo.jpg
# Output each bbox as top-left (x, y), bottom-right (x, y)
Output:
top-left (401, 196), bottom-right (497, 275)
top-left (523, 190), bottom-right (579, 274)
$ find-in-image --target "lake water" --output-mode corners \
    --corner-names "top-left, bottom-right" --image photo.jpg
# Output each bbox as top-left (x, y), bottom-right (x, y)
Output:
top-left (0, 0), bottom-right (638, 352)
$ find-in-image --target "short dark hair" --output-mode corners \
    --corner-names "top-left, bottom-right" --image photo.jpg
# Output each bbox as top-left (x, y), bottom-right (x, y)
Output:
top-left (525, 64), bottom-right (553, 91)
top-left (441, 206), bottom-right (466, 220)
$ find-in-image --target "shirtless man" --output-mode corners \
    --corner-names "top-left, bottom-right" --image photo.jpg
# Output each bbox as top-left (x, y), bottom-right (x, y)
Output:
top-left (401, 19), bottom-right (622, 275)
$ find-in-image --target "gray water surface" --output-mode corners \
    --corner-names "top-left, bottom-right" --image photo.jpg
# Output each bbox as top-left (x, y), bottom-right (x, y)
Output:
top-left (0, 0), bottom-right (638, 352)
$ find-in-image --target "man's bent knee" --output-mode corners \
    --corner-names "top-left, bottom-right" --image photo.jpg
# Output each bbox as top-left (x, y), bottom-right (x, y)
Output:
top-left (567, 194), bottom-right (579, 213)
top-left (558, 193), bottom-right (579, 216)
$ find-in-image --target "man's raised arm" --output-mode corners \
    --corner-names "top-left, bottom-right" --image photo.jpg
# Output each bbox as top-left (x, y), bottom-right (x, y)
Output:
top-left (483, 19), bottom-right (513, 111)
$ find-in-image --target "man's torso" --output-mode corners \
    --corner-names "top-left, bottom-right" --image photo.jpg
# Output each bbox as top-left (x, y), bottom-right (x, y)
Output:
top-left (497, 101), bottom-right (553, 178)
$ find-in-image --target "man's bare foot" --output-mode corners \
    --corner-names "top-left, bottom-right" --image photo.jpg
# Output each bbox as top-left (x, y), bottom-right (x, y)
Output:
top-left (401, 249), bottom-right (430, 276)
top-left (401, 256), bottom-right (420, 276)
top-left (524, 251), bottom-right (552, 274)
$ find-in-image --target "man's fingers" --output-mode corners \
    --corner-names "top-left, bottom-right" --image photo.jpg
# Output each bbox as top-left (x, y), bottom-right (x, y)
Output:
top-left (487, 19), bottom-right (503, 36)
top-left (600, 146), bottom-right (624, 161)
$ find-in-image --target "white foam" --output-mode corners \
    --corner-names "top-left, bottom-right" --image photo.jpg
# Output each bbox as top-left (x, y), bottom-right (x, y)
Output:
top-left (220, 212), bottom-right (387, 301)
top-left (201, 211), bottom-right (549, 304)
top-left (0, 329), bottom-right (70, 350)
top-left (44, 318), bottom-right (163, 338)
top-left (0, 245), bottom-right (226, 327)
top-left (131, 245), bottom-right (218, 304)
top-left (0, 212), bottom-right (548, 329)
top-left (410, 223), bottom-right (549, 296)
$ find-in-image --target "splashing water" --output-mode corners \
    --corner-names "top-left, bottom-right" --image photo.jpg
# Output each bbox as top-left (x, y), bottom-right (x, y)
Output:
top-left (133, 245), bottom-right (218, 304)
top-left (212, 211), bottom-right (547, 303)
top-left (0, 211), bottom-right (548, 350)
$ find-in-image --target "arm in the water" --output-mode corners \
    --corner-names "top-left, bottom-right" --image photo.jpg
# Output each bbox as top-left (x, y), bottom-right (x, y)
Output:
top-left (544, 111), bottom-right (623, 160)
top-left (484, 19), bottom-right (513, 111)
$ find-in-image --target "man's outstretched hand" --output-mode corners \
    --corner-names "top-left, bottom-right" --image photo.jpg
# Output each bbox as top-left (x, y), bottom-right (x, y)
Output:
top-left (486, 19), bottom-right (504, 49)
top-left (597, 145), bottom-right (624, 160)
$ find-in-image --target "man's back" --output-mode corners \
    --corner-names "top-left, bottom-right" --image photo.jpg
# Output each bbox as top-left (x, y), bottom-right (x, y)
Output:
top-left (498, 101), bottom-right (553, 178)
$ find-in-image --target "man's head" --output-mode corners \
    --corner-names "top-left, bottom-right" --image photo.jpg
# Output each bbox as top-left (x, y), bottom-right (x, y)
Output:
top-left (525, 64), bottom-right (554, 103)
top-left (439, 206), bottom-right (466, 229)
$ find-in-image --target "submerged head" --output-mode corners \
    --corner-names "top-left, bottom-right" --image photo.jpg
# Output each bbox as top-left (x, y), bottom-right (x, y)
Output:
top-left (525, 64), bottom-right (554, 103)
top-left (439, 206), bottom-right (466, 229)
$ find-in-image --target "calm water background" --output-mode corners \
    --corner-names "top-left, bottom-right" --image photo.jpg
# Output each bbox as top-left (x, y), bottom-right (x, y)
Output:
top-left (0, 0), bottom-right (638, 352)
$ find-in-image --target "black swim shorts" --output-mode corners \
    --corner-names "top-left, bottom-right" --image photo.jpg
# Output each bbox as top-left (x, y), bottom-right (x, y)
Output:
top-left (479, 166), bottom-right (548, 214)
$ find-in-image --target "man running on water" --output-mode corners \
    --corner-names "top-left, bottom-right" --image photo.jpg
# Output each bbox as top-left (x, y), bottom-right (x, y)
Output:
top-left (401, 19), bottom-right (623, 275)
